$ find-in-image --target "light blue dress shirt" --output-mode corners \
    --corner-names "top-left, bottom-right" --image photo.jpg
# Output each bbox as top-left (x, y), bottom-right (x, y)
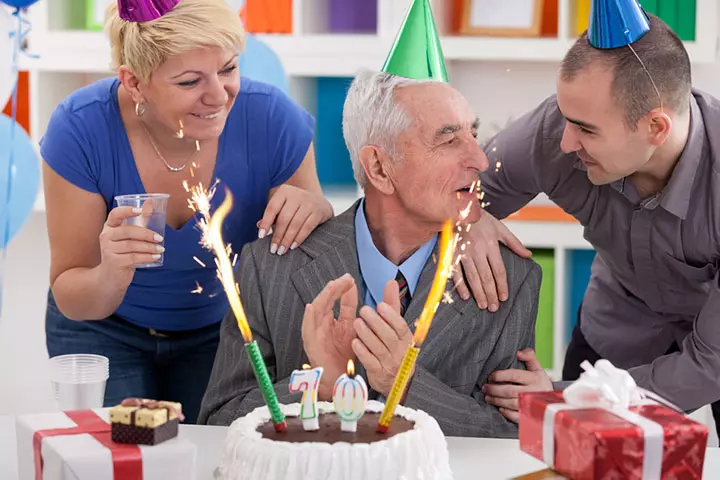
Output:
top-left (354, 199), bottom-right (437, 309)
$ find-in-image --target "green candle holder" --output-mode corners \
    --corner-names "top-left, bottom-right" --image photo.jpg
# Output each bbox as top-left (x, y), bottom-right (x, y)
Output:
top-left (245, 340), bottom-right (286, 432)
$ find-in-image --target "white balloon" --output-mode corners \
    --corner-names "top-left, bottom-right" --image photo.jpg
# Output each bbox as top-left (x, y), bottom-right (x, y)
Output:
top-left (0, 7), bottom-right (17, 109)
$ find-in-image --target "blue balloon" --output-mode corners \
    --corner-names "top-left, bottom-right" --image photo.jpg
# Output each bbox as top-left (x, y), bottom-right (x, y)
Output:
top-left (239, 35), bottom-right (289, 94)
top-left (0, 114), bottom-right (39, 248)
top-left (0, 0), bottom-right (40, 7)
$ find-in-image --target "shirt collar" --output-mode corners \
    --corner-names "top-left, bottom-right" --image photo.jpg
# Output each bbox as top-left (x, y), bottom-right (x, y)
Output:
top-left (660, 95), bottom-right (706, 219)
top-left (354, 198), bottom-right (438, 306)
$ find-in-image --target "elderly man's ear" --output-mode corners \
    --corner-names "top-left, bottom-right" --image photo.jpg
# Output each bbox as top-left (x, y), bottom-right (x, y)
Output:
top-left (359, 145), bottom-right (396, 195)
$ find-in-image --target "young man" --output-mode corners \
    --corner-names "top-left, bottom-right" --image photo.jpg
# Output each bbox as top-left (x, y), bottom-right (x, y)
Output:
top-left (478, 11), bottom-right (720, 434)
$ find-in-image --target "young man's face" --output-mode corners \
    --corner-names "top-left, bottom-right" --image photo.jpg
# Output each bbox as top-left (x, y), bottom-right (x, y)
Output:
top-left (556, 66), bottom-right (658, 185)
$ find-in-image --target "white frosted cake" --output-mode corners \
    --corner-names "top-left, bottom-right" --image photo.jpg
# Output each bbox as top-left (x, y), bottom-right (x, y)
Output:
top-left (215, 400), bottom-right (453, 480)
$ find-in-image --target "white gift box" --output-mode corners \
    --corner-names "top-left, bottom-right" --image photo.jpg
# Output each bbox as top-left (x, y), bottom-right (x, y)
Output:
top-left (16, 408), bottom-right (197, 480)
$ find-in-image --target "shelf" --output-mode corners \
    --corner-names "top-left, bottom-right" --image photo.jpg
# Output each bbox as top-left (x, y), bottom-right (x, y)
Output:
top-left (21, 30), bottom-right (718, 75)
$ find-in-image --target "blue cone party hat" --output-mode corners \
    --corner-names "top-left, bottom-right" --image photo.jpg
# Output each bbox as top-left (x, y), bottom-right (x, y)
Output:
top-left (588, 0), bottom-right (650, 49)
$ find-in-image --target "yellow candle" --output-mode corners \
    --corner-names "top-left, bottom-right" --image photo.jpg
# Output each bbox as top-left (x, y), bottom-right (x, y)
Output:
top-left (377, 220), bottom-right (456, 432)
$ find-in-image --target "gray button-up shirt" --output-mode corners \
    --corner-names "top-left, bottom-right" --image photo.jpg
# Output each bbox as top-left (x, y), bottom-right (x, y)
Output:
top-left (479, 90), bottom-right (720, 411)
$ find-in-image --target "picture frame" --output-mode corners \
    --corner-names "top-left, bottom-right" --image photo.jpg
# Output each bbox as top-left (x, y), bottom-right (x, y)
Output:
top-left (459, 0), bottom-right (545, 37)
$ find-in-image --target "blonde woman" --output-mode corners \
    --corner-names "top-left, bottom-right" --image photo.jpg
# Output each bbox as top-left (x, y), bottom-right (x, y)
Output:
top-left (40, 0), bottom-right (332, 423)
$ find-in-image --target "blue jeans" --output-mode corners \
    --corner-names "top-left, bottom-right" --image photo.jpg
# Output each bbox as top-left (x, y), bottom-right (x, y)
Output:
top-left (45, 291), bottom-right (221, 424)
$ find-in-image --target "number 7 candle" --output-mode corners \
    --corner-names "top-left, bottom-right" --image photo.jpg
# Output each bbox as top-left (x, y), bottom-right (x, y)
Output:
top-left (377, 220), bottom-right (457, 433)
top-left (289, 364), bottom-right (323, 431)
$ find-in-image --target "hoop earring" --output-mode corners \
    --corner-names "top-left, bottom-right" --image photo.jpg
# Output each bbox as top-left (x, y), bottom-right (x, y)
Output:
top-left (135, 102), bottom-right (146, 117)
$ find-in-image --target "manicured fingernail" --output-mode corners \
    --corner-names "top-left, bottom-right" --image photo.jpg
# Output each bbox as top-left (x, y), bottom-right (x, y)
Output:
top-left (290, 242), bottom-right (298, 250)
top-left (277, 246), bottom-right (286, 256)
top-left (480, 303), bottom-right (487, 309)
top-left (270, 243), bottom-right (278, 254)
top-left (258, 229), bottom-right (266, 239)
top-left (152, 254), bottom-right (161, 260)
top-left (267, 226), bottom-right (273, 235)
top-left (481, 385), bottom-right (487, 393)
top-left (154, 234), bottom-right (164, 242)
top-left (490, 304), bottom-right (498, 312)
top-left (132, 207), bottom-right (142, 214)
top-left (156, 245), bottom-right (165, 253)
top-left (461, 293), bottom-right (469, 301)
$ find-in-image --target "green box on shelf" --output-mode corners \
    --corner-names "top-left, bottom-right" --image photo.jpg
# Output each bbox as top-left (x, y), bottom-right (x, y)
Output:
top-left (86, 0), bottom-right (114, 30)
top-left (533, 250), bottom-right (554, 370)
top-left (641, 0), bottom-right (659, 15)
top-left (657, 0), bottom-right (679, 33)
top-left (676, 0), bottom-right (697, 41)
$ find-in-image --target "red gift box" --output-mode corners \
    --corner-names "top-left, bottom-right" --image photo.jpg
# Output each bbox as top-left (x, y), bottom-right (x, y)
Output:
top-left (519, 391), bottom-right (709, 480)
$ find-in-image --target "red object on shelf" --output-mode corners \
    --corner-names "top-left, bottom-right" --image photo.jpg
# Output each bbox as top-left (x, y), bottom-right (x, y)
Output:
top-left (2, 70), bottom-right (30, 135)
top-left (541, 0), bottom-right (559, 37)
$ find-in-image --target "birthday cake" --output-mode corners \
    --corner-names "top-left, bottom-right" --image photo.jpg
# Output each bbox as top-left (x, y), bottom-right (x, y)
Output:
top-left (215, 400), bottom-right (452, 480)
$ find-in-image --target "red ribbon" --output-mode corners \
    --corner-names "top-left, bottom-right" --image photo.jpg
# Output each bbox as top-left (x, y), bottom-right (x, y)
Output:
top-left (32, 410), bottom-right (143, 480)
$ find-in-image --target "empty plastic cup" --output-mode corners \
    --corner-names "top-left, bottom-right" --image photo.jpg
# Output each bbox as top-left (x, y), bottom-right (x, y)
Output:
top-left (49, 354), bottom-right (109, 411)
top-left (114, 193), bottom-right (170, 268)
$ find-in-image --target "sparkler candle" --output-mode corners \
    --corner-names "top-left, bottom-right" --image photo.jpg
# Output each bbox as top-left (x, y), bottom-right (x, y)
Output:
top-left (332, 360), bottom-right (368, 432)
top-left (288, 364), bottom-right (323, 431)
top-left (377, 220), bottom-right (457, 433)
top-left (204, 190), bottom-right (286, 432)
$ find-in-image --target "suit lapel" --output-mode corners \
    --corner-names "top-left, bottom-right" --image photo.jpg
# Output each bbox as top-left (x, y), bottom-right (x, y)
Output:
top-left (404, 245), bottom-right (473, 351)
top-left (290, 202), bottom-right (364, 314)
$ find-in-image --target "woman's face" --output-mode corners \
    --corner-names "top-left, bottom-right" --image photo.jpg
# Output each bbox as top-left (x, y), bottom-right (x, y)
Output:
top-left (140, 46), bottom-right (240, 141)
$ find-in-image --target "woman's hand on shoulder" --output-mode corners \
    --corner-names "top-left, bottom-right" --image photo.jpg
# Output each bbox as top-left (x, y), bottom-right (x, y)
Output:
top-left (257, 185), bottom-right (333, 255)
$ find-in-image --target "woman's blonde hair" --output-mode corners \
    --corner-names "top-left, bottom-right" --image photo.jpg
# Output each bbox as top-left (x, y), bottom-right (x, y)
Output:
top-left (105, 0), bottom-right (245, 82)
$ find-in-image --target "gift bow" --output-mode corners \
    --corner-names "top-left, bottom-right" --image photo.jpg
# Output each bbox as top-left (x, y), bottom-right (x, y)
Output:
top-left (563, 359), bottom-right (682, 412)
top-left (121, 398), bottom-right (186, 422)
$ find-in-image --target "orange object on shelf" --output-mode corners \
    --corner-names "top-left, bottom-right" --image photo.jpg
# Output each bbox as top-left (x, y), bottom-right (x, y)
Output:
top-left (508, 205), bottom-right (578, 223)
top-left (241, 0), bottom-right (292, 34)
top-left (2, 70), bottom-right (30, 135)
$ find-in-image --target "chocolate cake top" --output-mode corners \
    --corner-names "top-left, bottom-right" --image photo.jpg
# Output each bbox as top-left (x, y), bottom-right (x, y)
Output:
top-left (257, 412), bottom-right (415, 445)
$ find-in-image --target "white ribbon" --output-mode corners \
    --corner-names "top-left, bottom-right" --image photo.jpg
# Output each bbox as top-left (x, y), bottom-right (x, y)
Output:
top-left (542, 359), bottom-right (667, 480)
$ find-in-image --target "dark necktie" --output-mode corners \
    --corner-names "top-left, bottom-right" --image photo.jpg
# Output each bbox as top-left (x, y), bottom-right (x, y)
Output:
top-left (395, 270), bottom-right (411, 316)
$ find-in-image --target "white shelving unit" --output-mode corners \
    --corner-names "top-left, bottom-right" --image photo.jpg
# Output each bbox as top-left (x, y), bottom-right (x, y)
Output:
top-left (18, 0), bottom-right (718, 381)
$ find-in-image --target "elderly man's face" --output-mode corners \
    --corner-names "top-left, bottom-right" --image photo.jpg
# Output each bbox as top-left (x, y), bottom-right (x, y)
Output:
top-left (391, 83), bottom-right (488, 226)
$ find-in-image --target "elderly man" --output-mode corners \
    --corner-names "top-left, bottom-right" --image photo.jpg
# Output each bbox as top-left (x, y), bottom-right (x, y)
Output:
top-left (197, 66), bottom-right (542, 437)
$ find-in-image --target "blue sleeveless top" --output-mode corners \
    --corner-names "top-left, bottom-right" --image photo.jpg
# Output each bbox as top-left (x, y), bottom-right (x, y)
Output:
top-left (40, 77), bottom-right (314, 330)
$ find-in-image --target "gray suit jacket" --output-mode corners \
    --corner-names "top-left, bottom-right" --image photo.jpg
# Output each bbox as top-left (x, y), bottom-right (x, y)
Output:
top-left (198, 201), bottom-right (542, 438)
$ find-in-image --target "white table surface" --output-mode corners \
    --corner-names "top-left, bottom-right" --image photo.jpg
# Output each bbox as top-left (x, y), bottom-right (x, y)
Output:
top-left (2, 414), bottom-right (719, 479)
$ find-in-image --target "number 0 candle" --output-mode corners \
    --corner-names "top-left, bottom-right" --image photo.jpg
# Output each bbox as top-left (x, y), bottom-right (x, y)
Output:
top-left (333, 360), bottom-right (368, 432)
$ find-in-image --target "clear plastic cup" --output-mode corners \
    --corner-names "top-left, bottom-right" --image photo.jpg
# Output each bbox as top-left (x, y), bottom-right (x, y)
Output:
top-left (114, 193), bottom-right (170, 268)
top-left (49, 354), bottom-right (109, 411)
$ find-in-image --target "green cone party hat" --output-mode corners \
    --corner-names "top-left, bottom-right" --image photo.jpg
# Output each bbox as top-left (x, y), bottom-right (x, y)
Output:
top-left (381, 0), bottom-right (448, 82)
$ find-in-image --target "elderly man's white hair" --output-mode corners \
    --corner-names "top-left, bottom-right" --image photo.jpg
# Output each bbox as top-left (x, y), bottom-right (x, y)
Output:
top-left (342, 70), bottom-right (438, 188)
